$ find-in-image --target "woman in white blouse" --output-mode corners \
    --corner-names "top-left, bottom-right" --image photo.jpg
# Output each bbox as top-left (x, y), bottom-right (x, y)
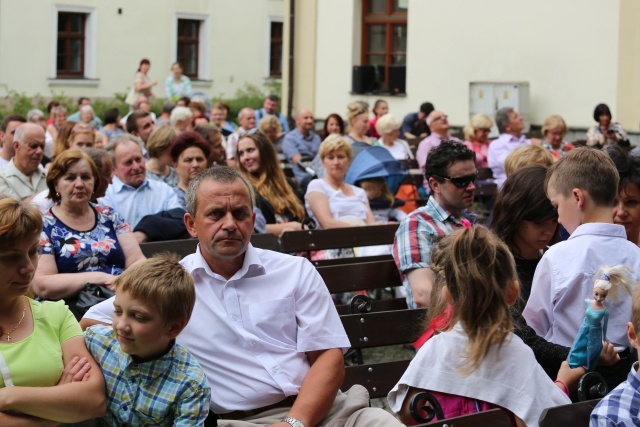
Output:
top-left (305, 134), bottom-right (376, 229)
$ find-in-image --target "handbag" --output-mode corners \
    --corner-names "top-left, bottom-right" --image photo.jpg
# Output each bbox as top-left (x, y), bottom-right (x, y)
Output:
top-left (67, 283), bottom-right (115, 320)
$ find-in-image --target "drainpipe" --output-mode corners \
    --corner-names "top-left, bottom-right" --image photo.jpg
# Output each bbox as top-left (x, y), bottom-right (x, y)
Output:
top-left (286, 0), bottom-right (295, 129)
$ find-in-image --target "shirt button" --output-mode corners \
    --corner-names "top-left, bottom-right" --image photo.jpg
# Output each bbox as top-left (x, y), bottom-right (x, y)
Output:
top-left (249, 340), bottom-right (257, 347)
top-left (271, 367), bottom-right (278, 374)
top-left (231, 315), bottom-right (238, 321)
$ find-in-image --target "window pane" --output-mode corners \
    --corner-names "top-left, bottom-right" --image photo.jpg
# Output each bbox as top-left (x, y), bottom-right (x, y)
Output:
top-left (70, 39), bottom-right (82, 71)
top-left (392, 54), bottom-right (406, 66)
top-left (392, 25), bottom-right (407, 53)
top-left (369, 0), bottom-right (387, 13)
top-left (393, 0), bottom-right (408, 12)
top-left (366, 54), bottom-right (385, 66)
top-left (367, 24), bottom-right (386, 53)
top-left (58, 15), bottom-right (67, 32)
top-left (70, 15), bottom-right (83, 33)
top-left (57, 55), bottom-right (65, 72)
top-left (186, 44), bottom-right (197, 74)
top-left (187, 22), bottom-right (197, 38)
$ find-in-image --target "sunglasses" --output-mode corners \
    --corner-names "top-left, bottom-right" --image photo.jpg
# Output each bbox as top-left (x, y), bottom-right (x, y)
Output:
top-left (435, 171), bottom-right (478, 188)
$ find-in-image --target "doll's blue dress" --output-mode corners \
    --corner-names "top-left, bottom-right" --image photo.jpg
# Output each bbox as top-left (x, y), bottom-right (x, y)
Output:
top-left (567, 299), bottom-right (608, 371)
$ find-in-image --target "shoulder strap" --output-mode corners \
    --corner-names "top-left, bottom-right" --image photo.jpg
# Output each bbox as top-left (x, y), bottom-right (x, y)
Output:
top-left (0, 350), bottom-right (14, 387)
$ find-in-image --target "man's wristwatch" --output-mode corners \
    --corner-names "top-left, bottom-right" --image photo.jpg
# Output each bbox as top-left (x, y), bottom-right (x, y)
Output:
top-left (281, 416), bottom-right (305, 427)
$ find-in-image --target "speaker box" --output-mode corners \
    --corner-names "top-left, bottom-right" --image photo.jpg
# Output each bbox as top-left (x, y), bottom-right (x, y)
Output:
top-left (388, 65), bottom-right (406, 94)
top-left (352, 65), bottom-right (376, 94)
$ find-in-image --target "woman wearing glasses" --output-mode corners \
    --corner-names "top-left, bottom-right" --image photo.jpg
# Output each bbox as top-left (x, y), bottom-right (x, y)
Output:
top-left (462, 113), bottom-right (493, 169)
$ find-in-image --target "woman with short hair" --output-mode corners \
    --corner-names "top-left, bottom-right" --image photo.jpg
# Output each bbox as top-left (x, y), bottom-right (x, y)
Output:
top-left (145, 124), bottom-right (179, 187)
top-left (463, 113), bottom-right (493, 169)
top-left (376, 114), bottom-right (413, 160)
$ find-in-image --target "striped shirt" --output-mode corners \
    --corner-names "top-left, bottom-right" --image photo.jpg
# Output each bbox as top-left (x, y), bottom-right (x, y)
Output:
top-left (393, 197), bottom-right (476, 309)
top-left (85, 324), bottom-right (211, 426)
top-left (590, 363), bottom-right (640, 426)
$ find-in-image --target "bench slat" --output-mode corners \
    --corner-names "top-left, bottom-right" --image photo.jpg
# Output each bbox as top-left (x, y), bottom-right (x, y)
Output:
top-left (414, 408), bottom-right (512, 427)
top-left (342, 309), bottom-right (425, 349)
top-left (279, 224), bottom-right (399, 252)
top-left (538, 399), bottom-right (601, 427)
top-left (139, 233), bottom-right (281, 258)
top-left (317, 260), bottom-right (402, 294)
top-left (336, 298), bottom-right (407, 315)
top-left (342, 360), bottom-right (411, 399)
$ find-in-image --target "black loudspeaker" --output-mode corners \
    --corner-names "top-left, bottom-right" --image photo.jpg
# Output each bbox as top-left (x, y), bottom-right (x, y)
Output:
top-left (388, 65), bottom-right (406, 94)
top-left (352, 65), bottom-right (376, 94)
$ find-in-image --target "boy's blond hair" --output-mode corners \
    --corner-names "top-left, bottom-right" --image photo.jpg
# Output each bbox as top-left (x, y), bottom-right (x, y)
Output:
top-left (504, 145), bottom-right (554, 178)
top-left (114, 253), bottom-right (195, 325)
top-left (632, 281), bottom-right (640, 335)
top-left (544, 147), bottom-right (619, 206)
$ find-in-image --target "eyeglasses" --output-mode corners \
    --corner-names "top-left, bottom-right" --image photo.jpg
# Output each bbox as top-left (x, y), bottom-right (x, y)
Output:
top-left (434, 171), bottom-right (478, 188)
top-left (431, 114), bottom-right (448, 122)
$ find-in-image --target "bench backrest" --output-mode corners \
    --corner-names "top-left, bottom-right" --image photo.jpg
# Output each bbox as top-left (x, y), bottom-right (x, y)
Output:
top-left (279, 224), bottom-right (399, 253)
top-left (538, 399), bottom-right (601, 427)
top-left (414, 408), bottom-right (512, 427)
top-left (316, 259), bottom-right (402, 294)
top-left (139, 233), bottom-right (282, 258)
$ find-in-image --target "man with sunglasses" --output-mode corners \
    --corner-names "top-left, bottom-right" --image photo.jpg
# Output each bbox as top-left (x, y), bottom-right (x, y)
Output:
top-left (393, 140), bottom-right (477, 309)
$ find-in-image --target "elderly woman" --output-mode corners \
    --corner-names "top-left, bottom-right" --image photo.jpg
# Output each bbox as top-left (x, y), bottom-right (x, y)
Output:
top-left (169, 131), bottom-right (211, 208)
top-left (237, 131), bottom-right (304, 235)
top-left (51, 123), bottom-right (95, 158)
top-left (0, 198), bottom-right (106, 424)
top-left (375, 113), bottom-right (413, 160)
top-left (32, 150), bottom-right (145, 318)
top-left (145, 124), bottom-right (179, 187)
top-left (463, 113), bottom-right (493, 169)
top-left (165, 62), bottom-right (192, 102)
top-left (586, 103), bottom-right (629, 147)
top-left (79, 106), bottom-right (96, 129)
top-left (305, 134), bottom-right (376, 229)
top-left (542, 115), bottom-right (573, 159)
top-left (605, 145), bottom-right (640, 245)
top-left (170, 106), bottom-right (194, 133)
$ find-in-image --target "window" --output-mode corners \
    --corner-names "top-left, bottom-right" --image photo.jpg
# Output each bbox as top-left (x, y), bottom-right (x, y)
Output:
top-left (57, 12), bottom-right (86, 77)
top-left (270, 21), bottom-right (284, 78)
top-left (361, 0), bottom-right (407, 91)
top-left (177, 19), bottom-right (200, 79)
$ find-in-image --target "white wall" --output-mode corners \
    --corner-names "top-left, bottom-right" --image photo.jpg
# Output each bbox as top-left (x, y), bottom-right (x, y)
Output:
top-left (0, 0), bottom-right (283, 100)
top-left (312, 0), bottom-right (626, 129)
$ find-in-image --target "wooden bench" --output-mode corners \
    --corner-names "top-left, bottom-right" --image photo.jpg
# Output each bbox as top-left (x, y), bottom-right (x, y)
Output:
top-left (538, 399), bottom-right (601, 427)
top-left (340, 308), bottom-right (425, 398)
top-left (316, 259), bottom-right (406, 315)
top-left (413, 408), bottom-right (512, 427)
top-left (279, 224), bottom-right (399, 254)
top-left (139, 233), bottom-right (282, 258)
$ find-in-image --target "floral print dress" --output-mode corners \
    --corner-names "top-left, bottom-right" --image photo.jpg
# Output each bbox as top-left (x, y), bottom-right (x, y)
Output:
top-left (40, 204), bottom-right (131, 275)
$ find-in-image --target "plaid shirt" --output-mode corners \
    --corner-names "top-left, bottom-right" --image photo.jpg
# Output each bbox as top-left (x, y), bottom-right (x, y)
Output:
top-left (393, 197), bottom-right (476, 309)
top-left (590, 363), bottom-right (640, 426)
top-left (85, 325), bottom-right (211, 426)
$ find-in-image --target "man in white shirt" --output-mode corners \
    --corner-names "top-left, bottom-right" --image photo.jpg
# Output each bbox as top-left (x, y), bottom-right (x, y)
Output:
top-left (226, 108), bottom-right (255, 167)
top-left (83, 167), bottom-right (402, 427)
top-left (0, 123), bottom-right (47, 200)
top-left (487, 107), bottom-right (540, 187)
top-left (0, 114), bottom-right (26, 169)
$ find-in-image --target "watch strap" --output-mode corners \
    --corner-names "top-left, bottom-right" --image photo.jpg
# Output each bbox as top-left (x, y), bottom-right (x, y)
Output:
top-left (282, 416), bottom-right (305, 427)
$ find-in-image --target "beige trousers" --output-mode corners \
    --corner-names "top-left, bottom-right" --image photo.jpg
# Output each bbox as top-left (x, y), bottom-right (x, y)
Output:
top-left (217, 385), bottom-right (402, 427)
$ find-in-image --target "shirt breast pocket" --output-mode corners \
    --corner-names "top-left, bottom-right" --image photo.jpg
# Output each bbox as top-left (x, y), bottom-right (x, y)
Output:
top-left (248, 297), bottom-right (296, 346)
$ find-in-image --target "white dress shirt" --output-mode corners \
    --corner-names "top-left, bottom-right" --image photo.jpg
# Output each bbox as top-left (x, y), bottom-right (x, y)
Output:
top-left (523, 223), bottom-right (640, 349)
top-left (84, 244), bottom-right (350, 414)
top-left (487, 133), bottom-right (530, 187)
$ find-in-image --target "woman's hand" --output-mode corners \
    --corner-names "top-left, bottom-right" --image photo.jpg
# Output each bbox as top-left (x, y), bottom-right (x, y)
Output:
top-left (95, 273), bottom-right (117, 291)
top-left (57, 356), bottom-right (92, 385)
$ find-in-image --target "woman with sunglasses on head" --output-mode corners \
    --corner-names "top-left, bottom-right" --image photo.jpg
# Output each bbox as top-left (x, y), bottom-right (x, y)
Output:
top-left (462, 113), bottom-right (493, 169)
top-left (0, 197), bottom-right (106, 425)
top-left (346, 102), bottom-right (378, 155)
top-left (237, 131), bottom-right (305, 236)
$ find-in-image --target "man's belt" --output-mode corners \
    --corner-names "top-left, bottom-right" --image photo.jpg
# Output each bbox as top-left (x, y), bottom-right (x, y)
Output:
top-left (217, 395), bottom-right (297, 420)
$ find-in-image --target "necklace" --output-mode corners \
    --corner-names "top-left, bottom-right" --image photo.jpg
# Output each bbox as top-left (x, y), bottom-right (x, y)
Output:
top-left (1, 301), bottom-right (26, 342)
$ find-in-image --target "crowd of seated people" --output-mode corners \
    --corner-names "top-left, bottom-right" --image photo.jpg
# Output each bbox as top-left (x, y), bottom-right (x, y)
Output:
top-left (2, 88), bottom-right (640, 426)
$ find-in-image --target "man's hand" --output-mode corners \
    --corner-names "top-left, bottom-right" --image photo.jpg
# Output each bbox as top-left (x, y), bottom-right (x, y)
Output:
top-left (598, 341), bottom-right (620, 367)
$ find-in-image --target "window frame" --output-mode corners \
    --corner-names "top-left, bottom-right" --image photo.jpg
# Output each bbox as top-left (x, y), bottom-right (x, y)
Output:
top-left (56, 12), bottom-right (86, 77)
top-left (177, 18), bottom-right (201, 80)
top-left (361, 0), bottom-right (407, 90)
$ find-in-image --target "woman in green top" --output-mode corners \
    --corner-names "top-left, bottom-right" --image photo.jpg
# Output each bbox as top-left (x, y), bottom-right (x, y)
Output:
top-left (0, 198), bottom-right (106, 425)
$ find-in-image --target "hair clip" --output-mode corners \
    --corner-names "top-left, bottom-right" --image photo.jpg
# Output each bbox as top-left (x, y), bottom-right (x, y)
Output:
top-left (600, 273), bottom-right (611, 281)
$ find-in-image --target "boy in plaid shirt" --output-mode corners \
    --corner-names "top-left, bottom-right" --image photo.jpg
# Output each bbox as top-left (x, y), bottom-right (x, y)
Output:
top-left (85, 254), bottom-right (210, 426)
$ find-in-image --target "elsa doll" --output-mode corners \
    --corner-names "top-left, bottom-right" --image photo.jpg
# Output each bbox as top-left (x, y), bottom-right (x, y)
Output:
top-left (568, 265), bottom-right (634, 371)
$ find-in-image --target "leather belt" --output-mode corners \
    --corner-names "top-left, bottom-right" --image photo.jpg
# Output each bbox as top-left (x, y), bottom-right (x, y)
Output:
top-left (218, 395), bottom-right (297, 420)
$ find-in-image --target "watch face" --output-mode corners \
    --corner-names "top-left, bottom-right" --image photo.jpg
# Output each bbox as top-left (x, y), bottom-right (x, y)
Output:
top-left (283, 416), bottom-right (304, 427)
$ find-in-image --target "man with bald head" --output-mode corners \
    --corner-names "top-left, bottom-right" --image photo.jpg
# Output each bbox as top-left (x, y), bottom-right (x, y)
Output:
top-left (226, 107), bottom-right (256, 167)
top-left (283, 108), bottom-right (321, 184)
top-left (0, 123), bottom-right (47, 200)
top-left (415, 110), bottom-right (461, 171)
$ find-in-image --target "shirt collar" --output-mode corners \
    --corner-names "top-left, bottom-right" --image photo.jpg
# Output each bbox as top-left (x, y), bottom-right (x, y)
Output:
top-left (293, 127), bottom-right (315, 141)
top-left (568, 222), bottom-right (627, 240)
top-left (427, 197), bottom-right (477, 225)
top-left (4, 159), bottom-right (45, 180)
top-left (499, 133), bottom-right (527, 144)
top-left (187, 243), bottom-right (266, 281)
top-left (111, 176), bottom-right (150, 192)
top-left (118, 340), bottom-right (177, 384)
